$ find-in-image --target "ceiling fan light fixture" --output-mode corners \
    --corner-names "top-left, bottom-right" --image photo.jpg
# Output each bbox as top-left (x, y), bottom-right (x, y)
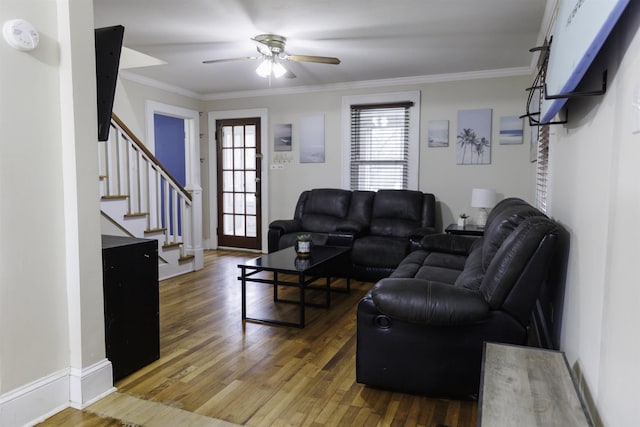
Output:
top-left (255, 59), bottom-right (272, 77)
top-left (272, 61), bottom-right (287, 78)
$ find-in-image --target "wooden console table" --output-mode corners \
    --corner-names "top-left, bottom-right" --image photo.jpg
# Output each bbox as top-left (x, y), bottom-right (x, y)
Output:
top-left (478, 343), bottom-right (593, 427)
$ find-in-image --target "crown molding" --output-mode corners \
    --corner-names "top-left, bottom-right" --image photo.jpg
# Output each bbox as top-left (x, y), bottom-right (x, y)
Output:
top-left (120, 67), bottom-right (532, 102)
top-left (119, 70), bottom-right (203, 100)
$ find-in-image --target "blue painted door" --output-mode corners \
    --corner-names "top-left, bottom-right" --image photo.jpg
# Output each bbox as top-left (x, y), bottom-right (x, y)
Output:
top-left (154, 113), bottom-right (185, 235)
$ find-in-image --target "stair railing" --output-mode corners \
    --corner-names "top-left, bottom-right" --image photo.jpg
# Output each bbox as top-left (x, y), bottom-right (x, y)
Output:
top-left (98, 113), bottom-right (193, 258)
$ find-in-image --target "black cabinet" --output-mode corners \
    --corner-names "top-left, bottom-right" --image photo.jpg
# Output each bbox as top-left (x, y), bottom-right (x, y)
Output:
top-left (101, 235), bottom-right (159, 381)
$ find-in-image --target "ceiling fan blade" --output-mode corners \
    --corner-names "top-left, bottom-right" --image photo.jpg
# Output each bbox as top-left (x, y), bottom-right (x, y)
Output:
top-left (285, 54), bottom-right (341, 65)
top-left (202, 56), bottom-right (258, 64)
top-left (251, 38), bottom-right (274, 57)
top-left (284, 68), bottom-right (296, 79)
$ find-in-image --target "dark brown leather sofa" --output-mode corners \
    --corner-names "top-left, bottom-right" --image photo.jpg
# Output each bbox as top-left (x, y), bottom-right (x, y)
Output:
top-left (355, 198), bottom-right (568, 398)
top-left (268, 188), bottom-right (438, 281)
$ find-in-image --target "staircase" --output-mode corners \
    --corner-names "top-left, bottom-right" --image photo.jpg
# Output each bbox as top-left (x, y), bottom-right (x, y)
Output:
top-left (98, 114), bottom-right (202, 280)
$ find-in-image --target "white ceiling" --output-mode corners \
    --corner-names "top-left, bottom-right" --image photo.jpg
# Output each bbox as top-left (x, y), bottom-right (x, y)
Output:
top-left (93, 0), bottom-right (548, 97)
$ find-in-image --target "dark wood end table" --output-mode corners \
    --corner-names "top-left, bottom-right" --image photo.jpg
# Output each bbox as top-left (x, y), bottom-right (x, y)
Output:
top-left (445, 223), bottom-right (485, 236)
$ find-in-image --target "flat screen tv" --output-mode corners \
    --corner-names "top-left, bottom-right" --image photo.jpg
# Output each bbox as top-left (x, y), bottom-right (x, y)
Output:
top-left (540, 0), bottom-right (630, 124)
top-left (95, 25), bottom-right (124, 141)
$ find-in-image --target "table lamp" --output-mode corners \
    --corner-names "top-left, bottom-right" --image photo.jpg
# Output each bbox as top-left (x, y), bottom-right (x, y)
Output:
top-left (471, 188), bottom-right (497, 228)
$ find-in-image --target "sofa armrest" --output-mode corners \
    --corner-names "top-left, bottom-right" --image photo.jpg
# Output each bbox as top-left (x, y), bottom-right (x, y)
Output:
top-left (370, 278), bottom-right (489, 325)
top-left (409, 226), bottom-right (438, 250)
top-left (418, 233), bottom-right (478, 255)
top-left (268, 219), bottom-right (302, 234)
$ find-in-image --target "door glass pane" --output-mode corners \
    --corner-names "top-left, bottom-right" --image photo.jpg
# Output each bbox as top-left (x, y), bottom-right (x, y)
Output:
top-left (246, 215), bottom-right (257, 237)
top-left (234, 148), bottom-right (244, 169)
top-left (234, 171), bottom-right (244, 191)
top-left (245, 171), bottom-right (256, 193)
top-left (223, 193), bottom-right (233, 214)
top-left (223, 171), bottom-right (233, 191)
top-left (245, 125), bottom-right (256, 147)
top-left (234, 193), bottom-right (245, 214)
top-left (233, 126), bottom-right (244, 147)
top-left (245, 148), bottom-right (256, 169)
top-left (222, 126), bottom-right (233, 148)
top-left (246, 193), bottom-right (256, 215)
top-left (223, 214), bottom-right (234, 235)
top-left (234, 215), bottom-right (245, 235)
top-left (222, 148), bottom-right (233, 170)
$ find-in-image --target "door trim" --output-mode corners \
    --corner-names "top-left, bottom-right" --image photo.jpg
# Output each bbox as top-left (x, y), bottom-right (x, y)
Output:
top-left (145, 100), bottom-right (204, 270)
top-left (208, 109), bottom-right (269, 253)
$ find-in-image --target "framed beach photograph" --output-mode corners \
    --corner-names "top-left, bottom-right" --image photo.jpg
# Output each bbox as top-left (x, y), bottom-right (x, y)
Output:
top-left (428, 120), bottom-right (449, 147)
top-left (274, 123), bottom-right (292, 152)
top-left (499, 116), bottom-right (524, 145)
top-left (457, 108), bottom-right (492, 165)
top-left (299, 114), bottom-right (325, 163)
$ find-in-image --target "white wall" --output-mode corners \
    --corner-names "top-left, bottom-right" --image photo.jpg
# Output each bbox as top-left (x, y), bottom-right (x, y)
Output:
top-left (112, 77), bottom-right (202, 144)
top-left (548, 2), bottom-right (640, 426)
top-left (203, 76), bottom-right (535, 235)
top-left (0, 0), bottom-right (111, 423)
top-left (0, 0), bottom-right (69, 394)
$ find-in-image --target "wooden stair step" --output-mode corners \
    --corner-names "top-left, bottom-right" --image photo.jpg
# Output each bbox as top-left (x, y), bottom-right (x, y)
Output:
top-left (179, 254), bottom-right (195, 263)
top-left (162, 242), bottom-right (182, 249)
top-left (101, 195), bottom-right (129, 200)
top-left (124, 212), bottom-right (148, 218)
top-left (145, 228), bottom-right (167, 234)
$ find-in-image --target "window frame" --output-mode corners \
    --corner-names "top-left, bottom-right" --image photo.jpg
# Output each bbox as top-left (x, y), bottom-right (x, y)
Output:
top-left (341, 91), bottom-right (421, 190)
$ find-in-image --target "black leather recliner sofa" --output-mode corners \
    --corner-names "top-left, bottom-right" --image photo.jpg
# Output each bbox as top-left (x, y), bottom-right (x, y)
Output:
top-left (356, 198), bottom-right (567, 398)
top-left (268, 188), bottom-right (437, 281)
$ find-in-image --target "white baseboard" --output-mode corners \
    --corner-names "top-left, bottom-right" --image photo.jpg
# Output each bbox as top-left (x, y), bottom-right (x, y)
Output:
top-left (0, 359), bottom-right (115, 427)
top-left (69, 359), bottom-right (115, 409)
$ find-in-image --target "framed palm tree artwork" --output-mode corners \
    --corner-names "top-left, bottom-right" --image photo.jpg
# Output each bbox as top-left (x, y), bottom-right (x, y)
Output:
top-left (457, 108), bottom-right (492, 165)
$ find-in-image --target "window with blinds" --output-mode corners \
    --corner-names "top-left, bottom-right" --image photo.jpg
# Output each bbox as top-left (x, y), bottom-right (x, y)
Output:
top-left (349, 102), bottom-right (413, 191)
top-left (536, 124), bottom-right (550, 213)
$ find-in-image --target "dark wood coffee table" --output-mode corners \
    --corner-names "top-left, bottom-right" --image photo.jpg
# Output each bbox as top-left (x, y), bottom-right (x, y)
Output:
top-left (238, 245), bottom-right (351, 328)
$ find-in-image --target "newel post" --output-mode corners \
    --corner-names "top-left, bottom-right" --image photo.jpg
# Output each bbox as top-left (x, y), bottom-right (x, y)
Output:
top-left (187, 186), bottom-right (204, 270)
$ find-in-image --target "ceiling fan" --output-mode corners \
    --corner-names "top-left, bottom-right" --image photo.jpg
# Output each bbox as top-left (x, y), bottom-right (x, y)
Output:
top-left (202, 34), bottom-right (341, 79)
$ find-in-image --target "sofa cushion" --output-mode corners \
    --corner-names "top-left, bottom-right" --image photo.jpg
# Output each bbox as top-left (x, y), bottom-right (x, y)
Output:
top-left (299, 188), bottom-right (352, 233)
top-left (353, 235), bottom-right (410, 269)
top-left (301, 214), bottom-right (344, 233)
top-left (347, 191), bottom-right (375, 226)
top-left (305, 188), bottom-right (351, 217)
top-left (370, 190), bottom-right (424, 236)
top-left (391, 250), bottom-right (466, 284)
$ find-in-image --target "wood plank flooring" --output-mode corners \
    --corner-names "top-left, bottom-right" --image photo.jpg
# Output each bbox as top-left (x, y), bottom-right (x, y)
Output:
top-left (38, 249), bottom-right (477, 427)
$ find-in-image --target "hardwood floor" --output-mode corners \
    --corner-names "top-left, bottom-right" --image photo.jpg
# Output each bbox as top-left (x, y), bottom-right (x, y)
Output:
top-left (39, 249), bottom-right (477, 426)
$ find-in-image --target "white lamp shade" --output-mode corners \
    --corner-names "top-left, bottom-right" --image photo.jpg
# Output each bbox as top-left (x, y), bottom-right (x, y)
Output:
top-left (471, 188), bottom-right (497, 209)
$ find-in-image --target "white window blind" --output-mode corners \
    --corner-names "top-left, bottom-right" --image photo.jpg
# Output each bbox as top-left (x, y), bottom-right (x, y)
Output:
top-left (534, 59), bottom-right (550, 213)
top-left (349, 102), bottom-right (413, 191)
top-left (536, 124), bottom-right (550, 213)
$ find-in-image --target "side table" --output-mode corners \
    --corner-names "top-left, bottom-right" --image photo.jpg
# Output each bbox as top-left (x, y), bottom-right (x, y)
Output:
top-left (445, 223), bottom-right (484, 236)
top-left (478, 342), bottom-right (593, 426)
